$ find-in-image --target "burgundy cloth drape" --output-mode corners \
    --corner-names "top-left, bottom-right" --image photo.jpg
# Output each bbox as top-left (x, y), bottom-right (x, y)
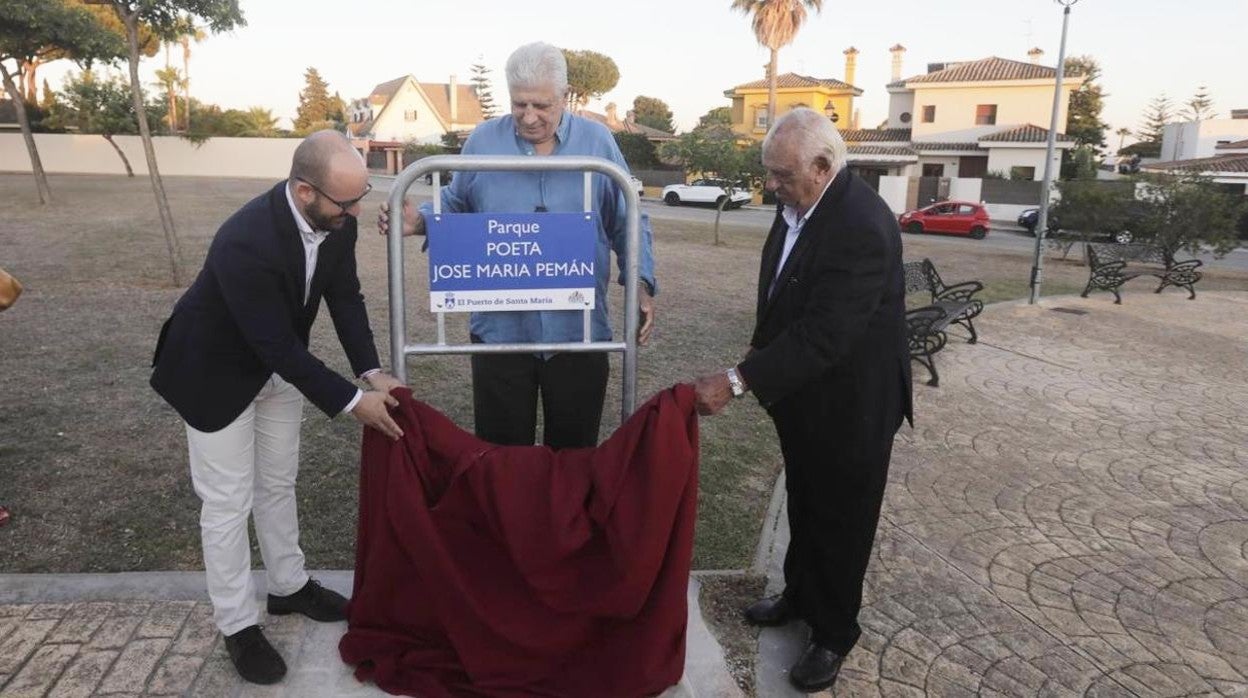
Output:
top-left (339, 385), bottom-right (699, 697)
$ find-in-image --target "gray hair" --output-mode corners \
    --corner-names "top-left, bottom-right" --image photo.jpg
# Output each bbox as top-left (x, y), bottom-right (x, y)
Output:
top-left (763, 108), bottom-right (848, 175)
top-left (505, 42), bottom-right (568, 95)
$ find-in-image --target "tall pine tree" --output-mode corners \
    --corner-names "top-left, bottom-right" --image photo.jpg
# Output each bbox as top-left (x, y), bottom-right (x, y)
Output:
top-left (1063, 56), bottom-right (1107, 149)
top-left (470, 58), bottom-right (497, 119)
top-left (1132, 94), bottom-right (1174, 158)
top-left (1182, 86), bottom-right (1215, 122)
top-left (294, 67), bottom-right (342, 133)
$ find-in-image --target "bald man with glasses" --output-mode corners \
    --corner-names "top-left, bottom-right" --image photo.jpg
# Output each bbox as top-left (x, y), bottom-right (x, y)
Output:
top-left (150, 130), bottom-right (403, 685)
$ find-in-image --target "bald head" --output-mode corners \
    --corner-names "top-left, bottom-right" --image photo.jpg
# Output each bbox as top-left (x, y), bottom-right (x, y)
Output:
top-left (289, 130), bottom-right (370, 231)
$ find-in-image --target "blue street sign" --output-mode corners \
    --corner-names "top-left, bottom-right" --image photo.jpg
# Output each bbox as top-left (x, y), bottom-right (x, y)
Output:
top-left (426, 212), bottom-right (598, 312)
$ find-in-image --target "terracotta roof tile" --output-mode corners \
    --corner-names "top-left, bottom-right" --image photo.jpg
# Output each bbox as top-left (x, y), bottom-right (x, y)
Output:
top-left (893, 56), bottom-right (1075, 86)
top-left (579, 110), bottom-right (675, 139)
top-left (1142, 153), bottom-right (1248, 174)
top-left (728, 72), bottom-right (861, 93)
top-left (912, 142), bottom-right (982, 151)
top-left (978, 124), bottom-right (1073, 143)
top-left (417, 82), bottom-right (484, 125)
top-left (847, 145), bottom-right (916, 156)
top-left (838, 128), bottom-right (911, 143)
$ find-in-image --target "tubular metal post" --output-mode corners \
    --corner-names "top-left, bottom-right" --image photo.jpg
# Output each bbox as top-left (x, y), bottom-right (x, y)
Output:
top-left (384, 155), bottom-right (642, 421)
top-left (1029, 1), bottom-right (1074, 304)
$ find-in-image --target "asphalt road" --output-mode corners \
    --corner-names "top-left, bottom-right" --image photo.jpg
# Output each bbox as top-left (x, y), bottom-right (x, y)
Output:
top-left (373, 176), bottom-right (1248, 273)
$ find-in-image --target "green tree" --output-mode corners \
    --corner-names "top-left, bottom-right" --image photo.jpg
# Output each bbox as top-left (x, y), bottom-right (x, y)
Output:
top-left (45, 69), bottom-right (154, 175)
top-left (0, 0), bottom-right (125, 204)
top-left (1134, 93), bottom-right (1173, 158)
top-left (660, 124), bottom-right (761, 245)
top-left (90, 0), bottom-right (245, 287)
top-left (153, 62), bottom-right (181, 131)
top-left (1133, 173), bottom-right (1243, 257)
top-left (562, 49), bottom-right (618, 111)
top-left (1181, 86), bottom-right (1215, 122)
top-left (731, 0), bottom-right (823, 131)
top-left (294, 67), bottom-right (345, 133)
top-left (1063, 55), bottom-right (1107, 149)
top-left (632, 95), bottom-right (674, 133)
top-left (698, 106), bottom-right (732, 128)
top-left (470, 57), bottom-right (498, 119)
top-left (613, 132), bottom-right (658, 169)
top-left (1114, 126), bottom-right (1131, 154)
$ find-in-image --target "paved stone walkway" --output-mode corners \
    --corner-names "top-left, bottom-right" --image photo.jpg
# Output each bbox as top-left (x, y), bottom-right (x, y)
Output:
top-left (0, 572), bottom-right (739, 697)
top-left (756, 291), bottom-right (1248, 696)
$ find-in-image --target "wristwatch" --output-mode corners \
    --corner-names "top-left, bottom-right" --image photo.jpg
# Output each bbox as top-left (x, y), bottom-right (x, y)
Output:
top-left (725, 367), bottom-right (746, 398)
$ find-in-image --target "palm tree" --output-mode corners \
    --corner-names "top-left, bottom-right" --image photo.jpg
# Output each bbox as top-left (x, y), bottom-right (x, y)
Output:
top-left (1115, 126), bottom-right (1131, 153)
top-left (731, 0), bottom-right (823, 131)
top-left (176, 17), bottom-right (203, 132)
top-left (238, 106), bottom-right (278, 137)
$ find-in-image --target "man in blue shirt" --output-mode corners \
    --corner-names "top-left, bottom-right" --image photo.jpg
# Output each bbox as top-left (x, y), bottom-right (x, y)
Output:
top-left (380, 42), bottom-right (657, 448)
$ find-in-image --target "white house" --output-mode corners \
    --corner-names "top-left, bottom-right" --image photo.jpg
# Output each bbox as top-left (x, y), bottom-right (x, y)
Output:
top-left (347, 74), bottom-right (484, 145)
top-left (1143, 138), bottom-right (1248, 194)
top-left (1159, 112), bottom-right (1248, 161)
top-left (844, 49), bottom-right (1082, 182)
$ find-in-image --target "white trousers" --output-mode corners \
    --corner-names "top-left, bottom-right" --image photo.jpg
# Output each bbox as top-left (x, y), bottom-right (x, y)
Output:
top-left (186, 374), bottom-right (310, 636)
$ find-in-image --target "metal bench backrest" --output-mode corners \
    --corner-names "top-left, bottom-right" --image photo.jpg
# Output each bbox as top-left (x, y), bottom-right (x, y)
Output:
top-left (903, 260), bottom-right (929, 295)
top-left (1087, 242), bottom-right (1167, 266)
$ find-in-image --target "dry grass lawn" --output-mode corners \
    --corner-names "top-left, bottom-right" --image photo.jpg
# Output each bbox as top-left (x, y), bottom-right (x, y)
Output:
top-left (1, 173), bottom-right (1244, 577)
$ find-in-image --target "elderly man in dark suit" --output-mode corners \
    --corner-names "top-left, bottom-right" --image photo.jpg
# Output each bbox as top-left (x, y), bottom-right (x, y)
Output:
top-left (151, 130), bottom-right (404, 685)
top-left (695, 108), bottom-right (912, 692)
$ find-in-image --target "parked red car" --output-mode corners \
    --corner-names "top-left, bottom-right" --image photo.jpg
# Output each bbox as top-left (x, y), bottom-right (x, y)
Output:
top-left (899, 201), bottom-right (991, 239)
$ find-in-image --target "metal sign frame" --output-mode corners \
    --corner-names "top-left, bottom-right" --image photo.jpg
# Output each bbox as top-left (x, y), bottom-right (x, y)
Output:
top-left (385, 154), bottom-right (643, 421)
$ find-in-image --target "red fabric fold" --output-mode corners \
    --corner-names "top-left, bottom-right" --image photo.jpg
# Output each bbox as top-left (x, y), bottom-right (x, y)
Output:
top-left (339, 385), bottom-right (700, 697)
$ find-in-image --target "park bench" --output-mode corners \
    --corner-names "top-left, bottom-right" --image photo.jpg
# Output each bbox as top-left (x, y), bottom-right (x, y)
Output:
top-left (1081, 242), bottom-right (1202, 304)
top-left (903, 259), bottom-right (984, 387)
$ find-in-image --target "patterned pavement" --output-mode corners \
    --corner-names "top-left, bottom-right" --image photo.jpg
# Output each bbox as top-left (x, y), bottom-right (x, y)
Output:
top-left (759, 291), bottom-right (1248, 697)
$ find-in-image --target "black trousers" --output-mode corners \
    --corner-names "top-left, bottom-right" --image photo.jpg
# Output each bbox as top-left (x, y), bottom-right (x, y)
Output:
top-left (470, 346), bottom-right (609, 450)
top-left (775, 419), bottom-right (894, 655)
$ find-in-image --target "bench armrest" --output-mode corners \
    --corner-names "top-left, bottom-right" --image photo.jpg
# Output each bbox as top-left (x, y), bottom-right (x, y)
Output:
top-left (933, 280), bottom-right (984, 303)
top-left (1167, 259), bottom-right (1202, 272)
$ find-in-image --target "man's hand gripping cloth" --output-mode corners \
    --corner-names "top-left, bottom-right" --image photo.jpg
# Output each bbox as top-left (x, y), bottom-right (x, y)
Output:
top-left (339, 385), bottom-right (700, 697)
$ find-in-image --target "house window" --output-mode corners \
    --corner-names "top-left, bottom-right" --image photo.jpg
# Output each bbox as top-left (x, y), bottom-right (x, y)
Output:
top-left (1009, 166), bottom-right (1036, 180)
top-left (922, 163), bottom-right (945, 177)
top-left (404, 109), bottom-right (418, 122)
top-left (754, 107), bottom-right (769, 130)
top-left (975, 104), bottom-right (997, 125)
top-left (921, 105), bottom-right (935, 123)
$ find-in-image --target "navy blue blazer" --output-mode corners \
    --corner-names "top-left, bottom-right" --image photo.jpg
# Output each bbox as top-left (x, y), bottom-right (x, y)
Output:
top-left (151, 181), bottom-right (381, 433)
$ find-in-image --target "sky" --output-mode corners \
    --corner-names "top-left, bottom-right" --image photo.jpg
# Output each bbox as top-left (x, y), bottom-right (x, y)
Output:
top-left (37, 0), bottom-right (1248, 143)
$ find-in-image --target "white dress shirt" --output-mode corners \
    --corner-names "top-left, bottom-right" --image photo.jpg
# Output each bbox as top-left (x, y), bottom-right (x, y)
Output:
top-left (771, 176), bottom-right (836, 297)
top-left (284, 183), bottom-right (374, 414)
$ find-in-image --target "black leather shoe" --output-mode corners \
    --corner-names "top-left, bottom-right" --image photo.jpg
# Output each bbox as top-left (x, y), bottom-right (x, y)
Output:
top-left (267, 578), bottom-right (348, 622)
top-left (742, 594), bottom-right (795, 627)
top-left (224, 625), bottom-right (286, 685)
top-left (789, 642), bottom-right (845, 692)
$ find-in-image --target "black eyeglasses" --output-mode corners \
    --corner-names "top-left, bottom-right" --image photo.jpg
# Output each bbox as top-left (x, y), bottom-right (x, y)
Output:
top-left (296, 177), bottom-right (372, 212)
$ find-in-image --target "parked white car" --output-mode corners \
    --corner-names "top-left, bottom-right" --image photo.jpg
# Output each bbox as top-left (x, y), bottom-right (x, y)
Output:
top-left (661, 179), bottom-right (752, 209)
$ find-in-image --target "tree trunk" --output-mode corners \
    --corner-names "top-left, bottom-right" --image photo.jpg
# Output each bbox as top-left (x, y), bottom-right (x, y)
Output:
top-left (0, 62), bottom-right (50, 204)
top-left (767, 47), bottom-right (779, 132)
top-left (102, 133), bottom-right (134, 177)
top-left (181, 38), bottom-right (191, 132)
top-left (121, 8), bottom-right (182, 286)
top-left (163, 44), bottom-right (177, 132)
top-left (20, 59), bottom-right (40, 103)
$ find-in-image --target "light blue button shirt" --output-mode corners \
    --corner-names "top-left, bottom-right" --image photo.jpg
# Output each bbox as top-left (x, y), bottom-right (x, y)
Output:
top-left (420, 112), bottom-right (657, 346)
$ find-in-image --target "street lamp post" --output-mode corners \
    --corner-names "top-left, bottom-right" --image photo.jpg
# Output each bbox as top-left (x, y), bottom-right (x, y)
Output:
top-left (1029, 0), bottom-right (1078, 305)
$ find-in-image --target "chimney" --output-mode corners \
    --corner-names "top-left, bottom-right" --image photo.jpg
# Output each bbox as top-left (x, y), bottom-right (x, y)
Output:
top-left (889, 44), bottom-right (906, 82)
top-left (605, 102), bottom-right (619, 127)
top-left (449, 74), bottom-right (458, 124)
top-left (843, 46), bottom-right (859, 87)
top-left (1027, 46), bottom-right (1044, 64)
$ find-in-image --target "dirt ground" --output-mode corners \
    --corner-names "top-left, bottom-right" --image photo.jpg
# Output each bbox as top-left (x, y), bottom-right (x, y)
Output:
top-left (0, 172), bottom-right (1244, 579)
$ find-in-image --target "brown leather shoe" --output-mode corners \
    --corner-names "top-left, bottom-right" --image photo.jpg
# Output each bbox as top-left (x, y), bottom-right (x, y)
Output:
top-left (742, 594), bottom-right (795, 627)
top-left (266, 578), bottom-right (348, 622)
top-left (224, 625), bottom-right (286, 685)
top-left (789, 642), bottom-right (845, 692)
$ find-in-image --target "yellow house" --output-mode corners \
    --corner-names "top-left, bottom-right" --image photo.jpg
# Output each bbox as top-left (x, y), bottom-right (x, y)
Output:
top-left (724, 47), bottom-right (863, 139)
